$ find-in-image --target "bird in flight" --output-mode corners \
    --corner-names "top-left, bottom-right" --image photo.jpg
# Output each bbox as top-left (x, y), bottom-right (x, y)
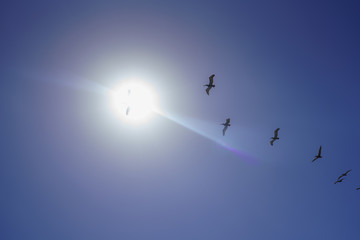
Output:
top-left (270, 128), bottom-right (280, 146)
top-left (204, 74), bottom-right (215, 95)
top-left (312, 146), bottom-right (322, 162)
top-left (221, 118), bottom-right (231, 136)
top-left (337, 169), bottom-right (352, 180)
top-left (126, 89), bottom-right (131, 116)
top-left (334, 178), bottom-right (344, 184)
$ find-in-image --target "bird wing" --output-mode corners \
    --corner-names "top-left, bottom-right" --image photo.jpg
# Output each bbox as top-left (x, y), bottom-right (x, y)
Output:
top-left (209, 74), bottom-right (215, 85)
top-left (318, 146), bottom-right (322, 156)
top-left (356, 188), bottom-right (360, 190)
top-left (205, 87), bottom-right (211, 95)
top-left (270, 139), bottom-right (275, 146)
top-left (274, 128), bottom-right (280, 138)
top-left (338, 170), bottom-right (351, 179)
top-left (312, 157), bottom-right (318, 162)
top-left (223, 125), bottom-right (228, 136)
top-left (226, 118), bottom-right (230, 124)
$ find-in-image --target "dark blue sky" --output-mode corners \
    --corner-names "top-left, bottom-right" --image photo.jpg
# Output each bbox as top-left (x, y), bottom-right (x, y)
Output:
top-left (1, 1), bottom-right (360, 239)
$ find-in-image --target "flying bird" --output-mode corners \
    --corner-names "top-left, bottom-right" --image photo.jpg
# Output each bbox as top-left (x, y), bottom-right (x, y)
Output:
top-left (221, 118), bottom-right (231, 136)
top-left (126, 89), bottom-right (131, 116)
top-left (334, 178), bottom-right (344, 184)
top-left (270, 128), bottom-right (280, 146)
top-left (312, 146), bottom-right (322, 162)
top-left (204, 74), bottom-right (215, 95)
top-left (337, 169), bottom-right (352, 180)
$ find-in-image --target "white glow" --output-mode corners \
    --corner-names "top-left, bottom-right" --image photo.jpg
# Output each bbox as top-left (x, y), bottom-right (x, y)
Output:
top-left (108, 80), bottom-right (158, 124)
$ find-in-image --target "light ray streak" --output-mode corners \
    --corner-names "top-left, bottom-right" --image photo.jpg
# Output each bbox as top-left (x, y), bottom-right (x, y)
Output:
top-left (31, 70), bottom-right (109, 94)
top-left (154, 109), bottom-right (258, 164)
top-left (37, 71), bottom-right (257, 163)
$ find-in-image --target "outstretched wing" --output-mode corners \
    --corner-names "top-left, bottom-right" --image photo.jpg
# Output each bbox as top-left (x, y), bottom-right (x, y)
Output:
top-left (223, 125), bottom-right (228, 136)
top-left (206, 87), bottom-right (211, 95)
top-left (318, 146), bottom-right (322, 156)
top-left (274, 128), bottom-right (280, 138)
top-left (226, 118), bottom-right (230, 124)
top-left (209, 74), bottom-right (215, 85)
top-left (312, 156), bottom-right (318, 162)
top-left (356, 188), bottom-right (360, 190)
top-left (339, 169), bottom-right (352, 179)
top-left (270, 139), bottom-right (275, 146)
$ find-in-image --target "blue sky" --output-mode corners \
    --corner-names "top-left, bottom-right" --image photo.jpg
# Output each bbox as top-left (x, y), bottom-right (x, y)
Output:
top-left (1, 1), bottom-right (360, 239)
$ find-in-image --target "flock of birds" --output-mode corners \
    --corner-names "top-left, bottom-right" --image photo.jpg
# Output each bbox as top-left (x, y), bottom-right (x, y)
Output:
top-left (204, 74), bottom-right (360, 191)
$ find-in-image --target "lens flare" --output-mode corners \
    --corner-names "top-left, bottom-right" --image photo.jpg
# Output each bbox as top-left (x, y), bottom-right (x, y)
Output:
top-left (154, 109), bottom-right (258, 164)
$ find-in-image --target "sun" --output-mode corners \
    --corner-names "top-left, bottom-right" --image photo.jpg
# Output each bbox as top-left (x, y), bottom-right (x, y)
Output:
top-left (108, 81), bottom-right (158, 124)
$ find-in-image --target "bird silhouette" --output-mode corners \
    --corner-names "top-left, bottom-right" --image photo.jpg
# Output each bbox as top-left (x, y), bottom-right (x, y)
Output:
top-left (270, 128), bottom-right (280, 146)
top-left (312, 146), bottom-right (322, 162)
top-left (126, 89), bottom-right (131, 116)
top-left (337, 169), bottom-right (352, 180)
top-left (221, 118), bottom-right (231, 136)
top-left (356, 187), bottom-right (360, 190)
top-left (204, 74), bottom-right (215, 95)
top-left (334, 178), bottom-right (344, 184)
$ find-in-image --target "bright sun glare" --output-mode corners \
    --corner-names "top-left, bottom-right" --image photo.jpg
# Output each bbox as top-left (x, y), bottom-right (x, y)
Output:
top-left (108, 81), bottom-right (158, 124)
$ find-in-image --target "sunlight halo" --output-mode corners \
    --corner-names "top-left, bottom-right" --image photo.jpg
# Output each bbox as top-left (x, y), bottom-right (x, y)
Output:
top-left (108, 80), bottom-right (158, 124)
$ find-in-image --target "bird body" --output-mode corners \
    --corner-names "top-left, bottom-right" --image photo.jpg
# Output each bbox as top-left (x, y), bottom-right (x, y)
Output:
top-left (270, 128), bottom-right (280, 146)
top-left (221, 118), bottom-right (231, 136)
top-left (312, 146), bottom-right (322, 162)
top-left (334, 178), bottom-right (344, 184)
top-left (204, 74), bottom-right (215, 95)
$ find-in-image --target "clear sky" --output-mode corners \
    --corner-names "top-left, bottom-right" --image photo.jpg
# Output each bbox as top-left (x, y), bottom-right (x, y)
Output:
top-left (1, 1), bottom-right (360, 239)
